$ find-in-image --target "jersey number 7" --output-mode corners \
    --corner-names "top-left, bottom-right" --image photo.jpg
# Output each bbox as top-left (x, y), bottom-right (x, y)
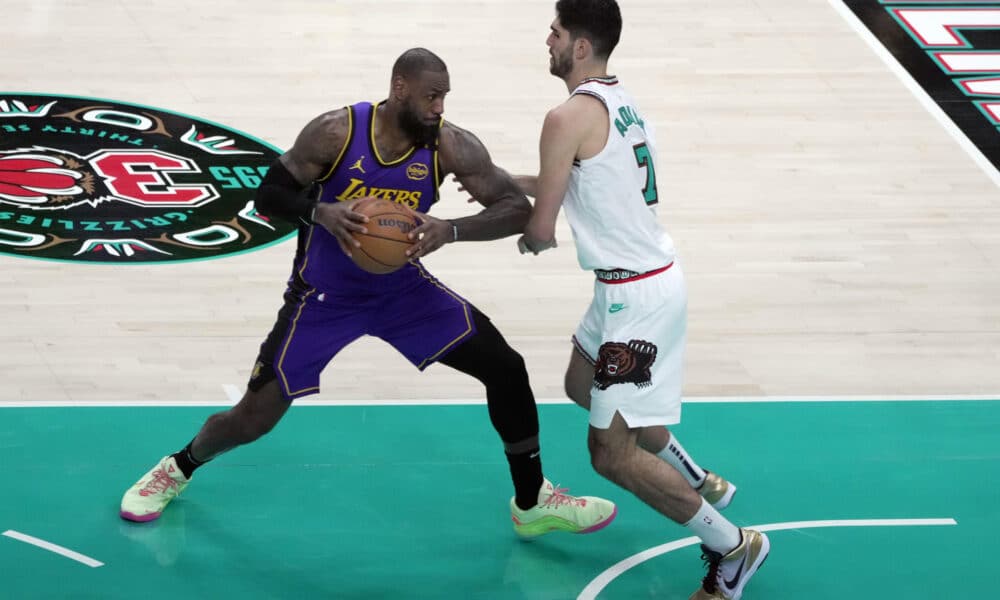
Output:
top-left (632, 143), bottom-right (658, 206)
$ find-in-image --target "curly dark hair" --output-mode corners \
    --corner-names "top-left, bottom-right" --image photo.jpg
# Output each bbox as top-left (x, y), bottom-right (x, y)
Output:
top-left (554, 0), bottom-right (622, 59)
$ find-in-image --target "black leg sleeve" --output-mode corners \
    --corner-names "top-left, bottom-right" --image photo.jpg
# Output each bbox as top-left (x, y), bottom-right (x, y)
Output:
top-left (438, 309), bottom-right (540, 445)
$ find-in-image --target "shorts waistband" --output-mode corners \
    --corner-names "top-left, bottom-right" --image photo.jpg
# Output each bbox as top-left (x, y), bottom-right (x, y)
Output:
top-left (594, 262), bottom-right (673, 284)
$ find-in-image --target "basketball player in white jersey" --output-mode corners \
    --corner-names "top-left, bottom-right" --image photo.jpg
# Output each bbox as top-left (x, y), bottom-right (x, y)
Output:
top-left (515, 1), bottom-right (771, 598)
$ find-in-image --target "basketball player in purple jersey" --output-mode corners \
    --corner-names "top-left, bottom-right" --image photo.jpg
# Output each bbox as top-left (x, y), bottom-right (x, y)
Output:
top-left (120, 48), bottom-right (616, 540)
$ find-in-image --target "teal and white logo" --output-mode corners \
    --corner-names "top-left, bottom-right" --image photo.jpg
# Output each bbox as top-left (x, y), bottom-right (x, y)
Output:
top-left (0, 93), bottom-right (295, 263)
top-left (609, 303), bottom-right (627, 313)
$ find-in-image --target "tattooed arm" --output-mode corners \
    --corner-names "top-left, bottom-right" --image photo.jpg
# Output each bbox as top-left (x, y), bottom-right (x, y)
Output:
top-left (405, 122), bottom-right (531, 259)
top-left (258, 109), bottom-right (373, 256)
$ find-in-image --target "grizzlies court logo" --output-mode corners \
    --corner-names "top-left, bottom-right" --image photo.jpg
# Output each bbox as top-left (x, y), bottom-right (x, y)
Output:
top-left (593, 339), bottom-right (658, 390)
top-left (0, 93), bottom-right (296, 263)
top-left (835, 1), bottom-right (1000, 180)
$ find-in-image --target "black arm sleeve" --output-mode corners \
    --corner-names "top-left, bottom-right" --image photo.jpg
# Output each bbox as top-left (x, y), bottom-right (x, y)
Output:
top-left (254, 159), bottom-right (321, 225)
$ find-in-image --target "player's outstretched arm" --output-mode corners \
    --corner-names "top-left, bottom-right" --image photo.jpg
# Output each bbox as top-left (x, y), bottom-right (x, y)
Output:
top-left (451, 174), bottom-right (537, 200)
top-left (438, 123), bottom-right (532, 242)
top-left (512, 175), bottom-right (539, 198)
top-left (521, 104), bottom-right (581, 253)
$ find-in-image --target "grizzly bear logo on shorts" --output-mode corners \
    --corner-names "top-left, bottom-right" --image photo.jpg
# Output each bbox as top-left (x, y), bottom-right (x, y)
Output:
top-left (593, 339), bottom-right (658, 390)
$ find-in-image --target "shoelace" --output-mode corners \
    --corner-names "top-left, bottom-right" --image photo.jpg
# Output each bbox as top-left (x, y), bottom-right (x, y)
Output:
top-left (139, 468), bottom-right (180, 497)
top-left (698, 549), bottom-right (723, 593)
top-left (540, 484), bottom-right (587, 508)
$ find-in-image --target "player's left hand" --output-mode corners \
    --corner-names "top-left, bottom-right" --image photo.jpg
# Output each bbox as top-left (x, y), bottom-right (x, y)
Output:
top-left (404, 208), bottom-right (453, 259)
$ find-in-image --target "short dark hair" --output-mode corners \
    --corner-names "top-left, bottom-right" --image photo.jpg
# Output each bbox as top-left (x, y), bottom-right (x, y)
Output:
top-left (554, 0), bottom-right (622, 59)
top-left (391, 48), bottom-right (448, 79)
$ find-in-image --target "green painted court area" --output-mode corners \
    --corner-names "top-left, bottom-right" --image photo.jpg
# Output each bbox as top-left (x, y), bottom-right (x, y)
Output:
top-left (1, 400), bottom-right (994, 599)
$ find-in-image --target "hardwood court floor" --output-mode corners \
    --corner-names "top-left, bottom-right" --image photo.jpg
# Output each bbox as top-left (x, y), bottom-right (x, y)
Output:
top-left (3, 0), bottom-right (999, 404)
top-left (2, 2), bottom-right (998, 598)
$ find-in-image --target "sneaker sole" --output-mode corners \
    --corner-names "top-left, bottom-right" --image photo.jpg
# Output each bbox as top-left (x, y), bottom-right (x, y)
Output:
top-left (514, 505), bottom-right (618, 539)
top-left (120, 510), bottom-right (162, 523)
top-left (580, 505), bottom-right (618, 534)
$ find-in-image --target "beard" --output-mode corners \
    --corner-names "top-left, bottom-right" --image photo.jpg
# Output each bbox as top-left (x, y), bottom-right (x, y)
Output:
top-left (397, 105), bottom-right (439, 147)
top-left (549, 47), bottom-right (573, 78)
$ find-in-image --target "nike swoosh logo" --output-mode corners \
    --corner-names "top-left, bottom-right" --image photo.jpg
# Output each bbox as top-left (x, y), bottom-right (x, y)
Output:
top-left (609, 304), bottom-right (626, 313)
top-left (723, 555), bottom-right (747, 590)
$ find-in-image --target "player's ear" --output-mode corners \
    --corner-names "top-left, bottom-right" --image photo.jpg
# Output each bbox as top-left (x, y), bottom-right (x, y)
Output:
top-left (391, 75), bottom-right (408, 101)
top-left (575, 37), bottom-right (590, 60)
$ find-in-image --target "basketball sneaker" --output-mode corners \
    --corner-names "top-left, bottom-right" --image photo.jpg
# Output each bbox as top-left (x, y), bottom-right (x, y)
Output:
top-left (120, 456), bottom-right (190, 522)
top-left (689, 529), bottom-right (770, 600)
top-left (510, 478), bottom-right (617, 538)
top-left (697, 471), bottom-right (737, 510)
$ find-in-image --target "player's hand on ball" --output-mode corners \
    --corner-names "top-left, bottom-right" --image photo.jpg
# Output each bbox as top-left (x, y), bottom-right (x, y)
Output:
top-left (405, 208), bottom-right (452, 259)
top-left (313, 199), bottom-right (369, 256)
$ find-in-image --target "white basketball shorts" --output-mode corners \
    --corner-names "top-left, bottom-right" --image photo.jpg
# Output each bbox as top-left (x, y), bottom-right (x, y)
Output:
top-left (572, 261), bottom-right (687, 429)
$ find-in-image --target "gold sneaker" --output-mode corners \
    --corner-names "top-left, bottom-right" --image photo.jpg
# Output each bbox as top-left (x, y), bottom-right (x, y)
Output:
top-left (697, 471), bottom-right (737, 510)
top-left (689, 528), bottom-right (770, 600)
top-left (120, 456), bottom-right (190, 522)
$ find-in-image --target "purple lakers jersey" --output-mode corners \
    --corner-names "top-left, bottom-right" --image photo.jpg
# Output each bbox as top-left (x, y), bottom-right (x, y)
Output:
top-left (295, 101), bottom-right (440, 292)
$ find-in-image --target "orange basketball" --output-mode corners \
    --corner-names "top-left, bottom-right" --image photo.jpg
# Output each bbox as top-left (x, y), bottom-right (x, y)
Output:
top-left (349, 197), bottom-right (419, 274)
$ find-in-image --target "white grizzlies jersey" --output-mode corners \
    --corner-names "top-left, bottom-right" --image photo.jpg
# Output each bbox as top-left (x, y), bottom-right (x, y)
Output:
top-left (562, 76), bottom-right (676, 272)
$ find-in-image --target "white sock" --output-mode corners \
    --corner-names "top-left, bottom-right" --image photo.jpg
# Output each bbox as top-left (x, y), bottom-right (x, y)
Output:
top-left (683, 498), bottom-right (742, 554)
top-left (656, 433), bottom-right (707, 488)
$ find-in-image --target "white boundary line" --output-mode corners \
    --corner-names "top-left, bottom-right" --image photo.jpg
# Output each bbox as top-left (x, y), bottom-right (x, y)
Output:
top-left (680, 394), bottom-right (1000, 403)
top-left (826, 0), bottom-right (1000, 188)
top-left (577, 517), bottom-right (957, 600)
top-left (0, 392), bottom-right (997, 408)
top-left (2, 530), bottom-right (104, 568)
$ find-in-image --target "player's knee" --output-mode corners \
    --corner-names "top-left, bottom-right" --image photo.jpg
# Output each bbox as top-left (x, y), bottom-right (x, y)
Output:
top-left (588, 435), bottom-right (624, 481)
top-left (498, 346), bottom-right (527, 376)
top-left (589, 444), bottom-right (619, 481)
top-left (481, 346), bottom-right (529, 387)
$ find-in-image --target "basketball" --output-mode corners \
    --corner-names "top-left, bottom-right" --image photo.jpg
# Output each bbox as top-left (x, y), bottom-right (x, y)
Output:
top-left (350, 197), bottom-right (419, 274)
